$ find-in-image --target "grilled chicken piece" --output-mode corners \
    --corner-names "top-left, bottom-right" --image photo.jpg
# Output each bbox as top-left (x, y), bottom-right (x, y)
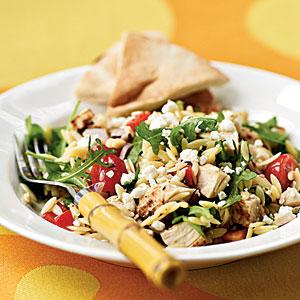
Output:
top-left (137, 182), bottom-right (195, 218)
top-left (161, 222), bottom-right (206, 247)
top-left (279, 187), bottom-right (300, 207)
top-left (231, 192), bottom-right (264, 227)
top-left (197, 164), bottom-right (230, 198)
top-left (71, 108), bottom-right (95, 132)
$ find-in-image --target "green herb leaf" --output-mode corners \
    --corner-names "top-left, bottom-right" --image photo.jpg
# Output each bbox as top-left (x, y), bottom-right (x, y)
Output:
top-left (63, 197), bottom-right (74, 207)
top-left (170, 126), bottom-right (183, 151)
top-left (217, 111), bottom-right (225, 123)
top-left (25, 116), bottom-right (44, 146)
top-left (245, 117), bottom-right (287, 145)
top-left (189, 206), bottom-right (212, 219)
top-left (135, 122), bottom-right (163, 155)
top-left (127, 135), bottom-right (143, 164)
top-left (223, 194), bottom-right (242, 208)
top-left (223, 170), bottom-right (257, 208)
top-left (48, 127), bottom-right (65, 157)
top-left (181, 117), bottom-right (217, 141)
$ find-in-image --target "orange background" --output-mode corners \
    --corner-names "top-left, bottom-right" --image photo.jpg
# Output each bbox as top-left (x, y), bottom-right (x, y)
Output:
top-left (1, 1), bottom-right (300, 299)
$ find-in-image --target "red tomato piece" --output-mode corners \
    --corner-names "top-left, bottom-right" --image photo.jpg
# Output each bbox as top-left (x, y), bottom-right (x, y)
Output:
top-left (91, 154), bottom-right (127, 196)
top-left (57, 201), bottom-right (68, 212)
top-left (265, 153), bottom-right (298, 191)
top-left (126, 111), bottom-right (151, 132)
top-left (55, 210), bottom-right (74, 230)
top-left (42, 212), bottom-right (57, 225)
top-left (184, 166), bottom-right (194, 187)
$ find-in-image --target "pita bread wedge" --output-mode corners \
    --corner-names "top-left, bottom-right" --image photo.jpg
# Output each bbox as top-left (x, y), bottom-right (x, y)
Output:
top-left (76, 31), bottom-right (168, 105)
top-left (75, 42), bottom-right (122, 104)
top-left (108, 32), bottom-right (228, 112)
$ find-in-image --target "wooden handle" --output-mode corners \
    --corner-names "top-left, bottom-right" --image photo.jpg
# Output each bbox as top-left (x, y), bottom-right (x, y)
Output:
top-left (78, 191), bottom-right (184, 289)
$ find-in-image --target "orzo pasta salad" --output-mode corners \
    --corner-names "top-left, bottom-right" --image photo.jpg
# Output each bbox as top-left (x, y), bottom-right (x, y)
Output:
top-left (21, 100), bottom-right (300, 247)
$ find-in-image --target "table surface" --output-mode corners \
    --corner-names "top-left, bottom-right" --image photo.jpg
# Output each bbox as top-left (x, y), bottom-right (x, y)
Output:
top-left (1, 1), bottom-right (300, 299)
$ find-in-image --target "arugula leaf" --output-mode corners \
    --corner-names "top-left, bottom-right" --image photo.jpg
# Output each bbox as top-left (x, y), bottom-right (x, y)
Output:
top-left (223, 194), bottom-right (242, 208)
top-left (223, 170), bottom-right (257, 208)
top-left (170, 126), bottom-right (183, 151)
top-left (181, 117), bottom-right (217, 141)
top-left (63, 197), bottom-right (74, 207)
top-left (26, 141), bottom-right (114, 186)
top-left (127, 135), bottom-right (143, 164)
top-left (25, 116), bottom-right (44, 146)
top-left (135, 122), bottom-right (163, 155)
top-left (216, 141), bottom-right (228, 161)
top-left (245, 117), bottom-right (287, 145)
top-left (48, 127), bottom-right (65, 157)
top-left (55, 145), bottom-right (114, 183)
top-left (217, 111), bottom-right (225, 123)
top-left (189, 206), bottom-right (212, 219)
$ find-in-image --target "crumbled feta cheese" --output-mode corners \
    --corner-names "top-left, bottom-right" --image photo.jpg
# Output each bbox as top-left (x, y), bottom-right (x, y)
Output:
top-left (131, 184), bottom-right (148, 199)
top-left (121, 172), bottom-right (135, 185)
top-left (162, 129), bottom-right (171, 138)
top-left (223, 165), bottom-right (235, 174)
top-left (235, 167), bottom-right (243, 175)
top-left (110, 117), bottom-right (127, 128)
top-left (210, 131), bottom-right (220, 140)
top-left (150, 220), bottom-right (166, 232)
top-left (140, 165), bottom-right (158, 186)
top-left (218, 200), bottom-right (226, 207)
top-left (161, 100), bottom-right (178, 114)
top-left (241, 161), bottom-right (247, 167)
top-left (149, 112), bottom-right (179, 129)
top-left (122, 193), bottom-right (136, 212)
top-left (263, 215), bottom-right (273, 225)
top-left (218, 191), bottom-right (227, 200)
top-left (254, 139), bottom-right (263, 148)
top-left (106, 170), bottom-right (115, 178)
top-left (180, 149), bottom-right (199, 163)
top-left (273, 206), bottom-right (296, 226)
top-left (219, 119), bottom-right (235, 132)
top-left (199, 155), bottom-right (207, 166)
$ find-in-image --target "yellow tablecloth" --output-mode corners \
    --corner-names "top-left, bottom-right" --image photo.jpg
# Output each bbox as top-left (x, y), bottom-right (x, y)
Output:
top-left (1, 1), bottom-right (300, 299)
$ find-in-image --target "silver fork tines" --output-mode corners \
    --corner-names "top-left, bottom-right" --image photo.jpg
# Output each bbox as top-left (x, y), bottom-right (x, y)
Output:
top-left (14, 135), bottom-right (77, 199)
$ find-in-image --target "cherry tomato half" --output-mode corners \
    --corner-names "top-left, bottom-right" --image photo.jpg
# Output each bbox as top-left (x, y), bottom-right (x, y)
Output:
top-left (42, 212), bottom-right (57, 225)
top-left (55, 210), bottom-right (74, 230)
top-left (265, 153), bottom-right (298, 191)
top-left (184, 166), bottom-right (194, 187)
top-left (126, 111), bottom-right (151, 132)
top-left (91, 154), bottom-right (127, 196)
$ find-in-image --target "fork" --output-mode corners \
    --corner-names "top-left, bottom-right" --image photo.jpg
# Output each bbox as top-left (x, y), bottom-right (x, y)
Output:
top-left (14, 135), bottom-right (184, 289)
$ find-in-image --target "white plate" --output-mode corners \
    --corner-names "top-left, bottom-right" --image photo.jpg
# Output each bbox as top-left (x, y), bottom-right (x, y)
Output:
top-left (0, 62), bottom-right (300, 269)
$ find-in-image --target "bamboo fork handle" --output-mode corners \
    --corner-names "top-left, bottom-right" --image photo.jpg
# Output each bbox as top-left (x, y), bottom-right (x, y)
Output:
top-left (78, 191), bottom-right (184, 289)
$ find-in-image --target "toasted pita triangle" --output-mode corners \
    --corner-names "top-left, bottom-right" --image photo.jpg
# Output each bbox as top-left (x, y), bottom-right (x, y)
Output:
top-left (108, 32), bottom-right (228, 110)
top-left (76, 32), bottom-right (168, 105)
top-left (75, 42), bottom-right (122, 104)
